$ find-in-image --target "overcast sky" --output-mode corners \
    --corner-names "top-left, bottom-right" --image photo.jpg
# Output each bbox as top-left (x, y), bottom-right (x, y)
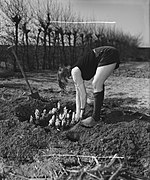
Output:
top-left (0, 0), bottom-right (149, 46)
top-left (57, 0), bottom-right (149, 47)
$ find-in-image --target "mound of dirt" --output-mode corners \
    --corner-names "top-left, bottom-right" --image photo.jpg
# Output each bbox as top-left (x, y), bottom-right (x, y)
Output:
top-left (0, 97), bottom-right (150, 179)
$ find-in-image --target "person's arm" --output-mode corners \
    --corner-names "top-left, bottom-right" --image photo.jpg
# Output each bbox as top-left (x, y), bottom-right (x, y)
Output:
top-left (75, 85), bottom-right (81, 118)
top-left (71, 67), bottom-right (87, 120)
top-left (77, 83), bottom-right (87, 119)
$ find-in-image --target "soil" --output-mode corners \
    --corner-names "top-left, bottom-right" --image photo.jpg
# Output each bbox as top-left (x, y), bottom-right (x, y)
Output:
top-left (0, 61), bottom-right (150, 179)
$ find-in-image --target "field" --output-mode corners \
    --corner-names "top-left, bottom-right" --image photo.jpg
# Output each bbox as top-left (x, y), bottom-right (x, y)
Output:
top-left (0, 61), bottom-right (150, 180)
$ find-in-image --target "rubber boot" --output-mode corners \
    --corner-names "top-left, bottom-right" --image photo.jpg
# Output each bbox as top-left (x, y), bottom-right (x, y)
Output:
top-left (81, 85), bottom-right (104, 127)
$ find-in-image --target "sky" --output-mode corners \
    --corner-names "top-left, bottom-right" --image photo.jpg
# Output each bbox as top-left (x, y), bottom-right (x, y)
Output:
top-left (0, 0), bottom-right (149, 47)
top-left (57, 0), bottom-right (150, 47)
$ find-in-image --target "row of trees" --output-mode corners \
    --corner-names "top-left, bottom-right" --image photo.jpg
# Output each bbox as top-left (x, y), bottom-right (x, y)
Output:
top-left (0, 0), bottom-right (141, 71)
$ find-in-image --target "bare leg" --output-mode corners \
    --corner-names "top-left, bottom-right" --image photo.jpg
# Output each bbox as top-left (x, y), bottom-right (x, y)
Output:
top-left (92, 63), bottom-right (117, 92)
top-left (81, 63), bottom-right (117, 127)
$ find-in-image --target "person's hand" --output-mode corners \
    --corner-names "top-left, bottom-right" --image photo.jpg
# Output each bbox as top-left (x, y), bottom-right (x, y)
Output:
top-left (79, 108), bottom-right (85, 120)
top-left (87, 98), bottom-right (93, 104)
top-left (75, 113), bottom-right (80, 123)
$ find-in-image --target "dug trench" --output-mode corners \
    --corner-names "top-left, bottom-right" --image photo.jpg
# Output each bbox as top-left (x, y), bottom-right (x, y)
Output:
top-left (0, 95), bottom-right (150, 179)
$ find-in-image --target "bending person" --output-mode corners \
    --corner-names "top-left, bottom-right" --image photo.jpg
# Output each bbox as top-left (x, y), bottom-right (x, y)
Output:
top-left (71, 46), bottom-right (120, 128)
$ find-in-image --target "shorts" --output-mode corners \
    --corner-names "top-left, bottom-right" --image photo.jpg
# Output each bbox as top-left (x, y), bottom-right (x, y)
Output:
top-left (95, 47), bottom-right (120, 69)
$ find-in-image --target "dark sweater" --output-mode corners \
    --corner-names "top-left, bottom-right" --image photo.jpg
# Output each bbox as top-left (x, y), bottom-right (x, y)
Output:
top-left (73, 49), bottom-right (97, 80)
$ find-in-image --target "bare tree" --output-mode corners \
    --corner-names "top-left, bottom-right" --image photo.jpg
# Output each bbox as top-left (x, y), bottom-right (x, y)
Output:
top-left (51, 28), bottom-right (59, 68)
top-left (56, 26), bottom-right (66, 65)
top-left (35, 28), bottom-right (42, 70)
top-left (47, 27), bottom-right (53, 69)
top-left (72, 26), bottom-right (79, 63)
top-left (77, 21), bottom-right (88, 54)
top-left (20, 4), bottom-right (34, 70)
top-left (65, 28), bottom-right (72, 52)
top-left (38, 12), bottom-right (51, 69)
top-left (0, 0), bottom-right (28, 71)
top-left (94, 25), bottom-right (105, 46)
top-left (61, 3), bottom-right (80, 65)
top-left (32, 0), bottom-right (63, 69)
